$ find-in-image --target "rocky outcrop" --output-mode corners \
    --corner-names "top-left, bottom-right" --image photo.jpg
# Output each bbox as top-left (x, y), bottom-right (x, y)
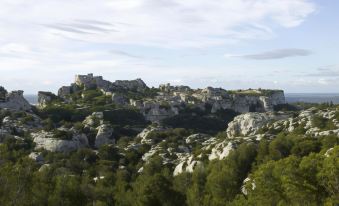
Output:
top-left (173, 156), bottom-right (202, 176)
top-left (111, 93), bottom-right (127, 105)
top-left (38, 91), bottom-right (57, 108)
top-left (137, 125), bottom-right (167, 144)
top-left (208, 141), bottom-right (236, 160)
top-left (191, 88), bottom-right (285, 113)
top-left (143, 101), bottom-right (179, 122)
top-left (113, 79), bottom-right (148, 92)
top-left (130, 99), bottom-right (180, 122)
top-left (1, 112), bottom-right (42, 135)
top-left (227, 112), bottom-right (290, 137)
top-left (83, 112), bottom-right (104, 128)
top-left (32, 131), bottom-right (88, 153)
top-left (95, 124), bottom-right (114, 148)
top-left (0, 89), bottom-right (31, 111)
top-left (54, 74), bottom-right (286, 122)
top-left (230, 91), bottom-right (285, 113)
top-left (58, 86), bottom-right (72, 98)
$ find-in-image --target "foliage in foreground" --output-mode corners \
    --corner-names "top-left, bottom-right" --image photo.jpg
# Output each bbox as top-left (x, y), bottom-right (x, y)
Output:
top-left (0, 130), bottom-right (338, 206)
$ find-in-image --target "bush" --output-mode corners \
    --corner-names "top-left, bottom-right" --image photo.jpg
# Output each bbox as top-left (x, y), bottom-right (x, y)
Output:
top-left (39, 104), bottom-right (90, 123)
top-left (312, 115), bottom-right (336, 130)
top-left (162, 108), bottom-right (238, 134)
top-left (103, 109), bottom-right (148, 126)
top-left (53, 130), bottom-right (73, 140)
top-left (82, 89), bottom-right (103, 102)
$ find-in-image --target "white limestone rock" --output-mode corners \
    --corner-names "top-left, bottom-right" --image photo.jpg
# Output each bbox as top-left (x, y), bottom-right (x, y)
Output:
top-left (83, 112), bottom-right (103, 128)
top-left (173, 156), bottom-right (202, 176)
top-left (32, 131), bottom-right (88, 153)
top-left (1, 113), bottom-right (42, 135)
top-left (95, 124), bottom-right (114, 148)
top-left (227, 112), bottom-right (290, 138)
top-left (28, 152), bottom-right (44, 164)
top-left (38, 91), bottom-right (57, 108)
top-left (137, 125), bottom-right (166, 144)
top-left (208, 141), bottom-right (236, 160)
top-left (0, 90), bottom-right (31, 111)
top-left (142, 101), bottom-right (179, 122)
top-left (185, 133), bottom-right (210, 144)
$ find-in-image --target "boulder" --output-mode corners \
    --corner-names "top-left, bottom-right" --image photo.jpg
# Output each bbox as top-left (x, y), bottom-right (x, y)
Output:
top-left (0, 90), bottom-right (31, 111)
top-left (28, 152), bottom-right (44, 164)
top-left (38, 91), bottom-right (57, 108)
top-left (32, 131), bottom-right (88, 153)
top-left (95, 124), bottom-right (114, 148)
top-left (58, 86), bottom-right (72, 98)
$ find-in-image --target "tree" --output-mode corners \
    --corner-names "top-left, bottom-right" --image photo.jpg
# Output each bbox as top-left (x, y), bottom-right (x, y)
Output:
top-left (186, 167), bottom-right (206, 206)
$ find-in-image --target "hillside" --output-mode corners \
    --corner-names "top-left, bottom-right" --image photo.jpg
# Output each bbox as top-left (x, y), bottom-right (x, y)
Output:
top-left (0, 74), bottom-right (338, 205)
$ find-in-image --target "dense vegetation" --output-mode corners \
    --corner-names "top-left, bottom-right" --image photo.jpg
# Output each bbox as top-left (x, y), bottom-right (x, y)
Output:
top-left (0, 126), bottom-right (338, 205)
top-left (162, 105), bottom-right (238, 134)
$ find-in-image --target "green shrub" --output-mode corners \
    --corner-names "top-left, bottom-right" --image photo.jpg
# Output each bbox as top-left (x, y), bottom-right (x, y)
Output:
top-left (312, 115), bottom-right (336, 130)
top-left (53, 130), bottom-right (73, 140)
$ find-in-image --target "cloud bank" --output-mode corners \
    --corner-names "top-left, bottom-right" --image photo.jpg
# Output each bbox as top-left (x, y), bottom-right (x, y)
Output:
top-left (0, 0), bottom-right (315, 48)
top-left (0, 0), bottom-right (317, 93)
top-left (227, 48), bottom-right (312, 60)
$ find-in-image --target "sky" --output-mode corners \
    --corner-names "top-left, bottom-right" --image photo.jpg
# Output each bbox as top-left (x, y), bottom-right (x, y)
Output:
top-left (0, 0), bottom-right (339, 94)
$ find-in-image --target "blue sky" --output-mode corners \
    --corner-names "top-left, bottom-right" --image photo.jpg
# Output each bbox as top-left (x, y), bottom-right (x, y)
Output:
top-left (0, 0), bottom-right (338, 94)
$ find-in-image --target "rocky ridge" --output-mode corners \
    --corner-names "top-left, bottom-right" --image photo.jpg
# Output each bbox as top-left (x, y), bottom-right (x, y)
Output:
top-left (45, 73), bottom-right (286, 122)
top-left (2, 74), bottom-right (337, 178)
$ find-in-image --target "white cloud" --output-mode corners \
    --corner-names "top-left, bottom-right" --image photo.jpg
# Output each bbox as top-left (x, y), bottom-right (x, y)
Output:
top-left (0, 0), bottom-right (315, 48)
top-left (0, 0), bottom-right (316, 93)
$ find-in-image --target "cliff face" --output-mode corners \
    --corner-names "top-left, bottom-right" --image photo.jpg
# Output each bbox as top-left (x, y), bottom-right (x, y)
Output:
top-left (0, 89), bottom-right (31, 111)
top-left (230, 91), bottom-right (285, 113)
